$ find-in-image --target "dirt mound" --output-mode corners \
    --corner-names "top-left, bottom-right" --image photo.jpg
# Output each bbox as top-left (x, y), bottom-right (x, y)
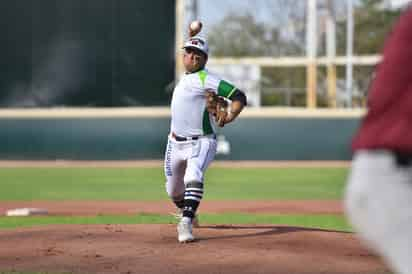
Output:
top-left (0, 224), bottom-right (388, 274)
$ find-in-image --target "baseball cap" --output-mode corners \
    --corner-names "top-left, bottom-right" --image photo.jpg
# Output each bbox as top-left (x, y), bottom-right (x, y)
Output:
top-left (182, 36), bottom-right (209, 56)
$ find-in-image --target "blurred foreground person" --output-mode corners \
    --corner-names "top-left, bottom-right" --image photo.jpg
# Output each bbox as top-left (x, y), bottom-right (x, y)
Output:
top-left (344, 6), bottom-right (412, 274)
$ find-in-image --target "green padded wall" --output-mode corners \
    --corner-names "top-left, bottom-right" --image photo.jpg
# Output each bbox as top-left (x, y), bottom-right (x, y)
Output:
top-left (0, 117), bottom-right (360, 160)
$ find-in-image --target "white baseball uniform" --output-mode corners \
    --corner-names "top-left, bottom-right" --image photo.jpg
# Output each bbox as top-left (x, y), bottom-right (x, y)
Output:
top-left (164, 68), bottom-right (236, 200)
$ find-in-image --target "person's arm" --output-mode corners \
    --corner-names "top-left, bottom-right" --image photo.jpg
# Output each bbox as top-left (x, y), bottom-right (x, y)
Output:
top-left (224, 89), bottom-right (247, 124)
top-left (205, 76), bottom-right (247, 126)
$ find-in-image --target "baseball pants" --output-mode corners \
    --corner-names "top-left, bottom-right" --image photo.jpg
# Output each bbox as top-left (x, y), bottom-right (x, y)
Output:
top-left (164, 134), bottom-right (217, 201)
top-left (345, 150), bottom-right (412, 274)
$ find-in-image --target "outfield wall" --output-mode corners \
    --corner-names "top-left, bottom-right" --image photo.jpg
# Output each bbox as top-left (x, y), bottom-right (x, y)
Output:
top-left (0, 107), bottom-right (364, 160)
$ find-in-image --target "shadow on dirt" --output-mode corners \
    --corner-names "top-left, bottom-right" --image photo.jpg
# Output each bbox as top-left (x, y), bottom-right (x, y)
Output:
top-left (197, 225), bottom-right (351, 241)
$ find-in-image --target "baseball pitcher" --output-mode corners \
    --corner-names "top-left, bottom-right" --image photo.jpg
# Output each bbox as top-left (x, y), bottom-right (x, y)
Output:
top-left (164, 23), bottom-right (247, 243)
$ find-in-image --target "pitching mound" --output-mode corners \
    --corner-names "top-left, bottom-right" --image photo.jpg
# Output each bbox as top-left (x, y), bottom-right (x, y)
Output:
top-left (1, 224), bottom-right (389, 274)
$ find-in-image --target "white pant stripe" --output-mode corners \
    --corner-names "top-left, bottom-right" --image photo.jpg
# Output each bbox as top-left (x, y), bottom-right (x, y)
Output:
top-left (184, 196), bottom-right (202, 202)
top-left (186, 188), bottom-right (203, 192)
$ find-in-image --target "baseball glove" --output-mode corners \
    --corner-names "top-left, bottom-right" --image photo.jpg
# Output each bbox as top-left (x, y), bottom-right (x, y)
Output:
top-left (205, 90), bottom-right (228, 127)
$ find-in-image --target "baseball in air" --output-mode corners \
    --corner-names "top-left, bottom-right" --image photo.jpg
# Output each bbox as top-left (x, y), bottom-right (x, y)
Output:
top-left (189, 20), bottom-right (202, 36)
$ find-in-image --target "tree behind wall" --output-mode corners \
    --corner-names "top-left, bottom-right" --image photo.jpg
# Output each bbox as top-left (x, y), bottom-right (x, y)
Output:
top-left (207, 0), bottom-right (401, 106)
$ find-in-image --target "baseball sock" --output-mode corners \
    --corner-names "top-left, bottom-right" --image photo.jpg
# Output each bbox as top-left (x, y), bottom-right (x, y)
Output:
top-left (183, 181), bottom-right (203, 219)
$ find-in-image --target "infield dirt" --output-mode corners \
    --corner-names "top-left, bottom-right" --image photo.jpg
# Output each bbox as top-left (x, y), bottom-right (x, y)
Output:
top-left (0, 200), bottom-right (389, 274)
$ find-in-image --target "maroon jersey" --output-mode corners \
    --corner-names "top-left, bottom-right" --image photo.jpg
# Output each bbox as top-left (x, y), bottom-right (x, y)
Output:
top-left (352, 8), bottom-right (412, 153)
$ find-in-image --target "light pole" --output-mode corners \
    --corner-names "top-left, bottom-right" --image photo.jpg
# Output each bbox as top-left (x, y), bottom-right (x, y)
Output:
top-left (306, 0), bottom-right (318, 108)
top-left (175, 0), bottom-right (185, 81)
top-left (186, 0), bottom-right (198, 32)
top-left (345, 0), bottom-right (354, 108)
top-left (326, 1), bottom-right (337, 108)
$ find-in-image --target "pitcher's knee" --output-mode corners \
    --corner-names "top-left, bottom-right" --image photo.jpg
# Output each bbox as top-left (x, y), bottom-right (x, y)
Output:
top-left (184, 168), bottom-right (203, 184)
top-left (165, 180), bottom-right (185, 199)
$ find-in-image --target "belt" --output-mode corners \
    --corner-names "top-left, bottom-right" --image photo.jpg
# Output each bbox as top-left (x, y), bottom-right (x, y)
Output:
top-left (172, 132), bottom-right (199, 142)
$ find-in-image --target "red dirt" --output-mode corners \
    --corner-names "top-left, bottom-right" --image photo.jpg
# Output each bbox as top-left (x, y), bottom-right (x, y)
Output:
top-left (0, 224), bottom-right (388, 274)
top-left (0, 200), bottom-right (343, 216)
top-left (0, 200), bottom-right (389, 274)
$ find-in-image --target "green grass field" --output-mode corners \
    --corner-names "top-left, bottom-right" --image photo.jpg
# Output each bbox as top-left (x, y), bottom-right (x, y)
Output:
top-left (0, 167), bottom-right (350, 231)
top-left (0, 167), bottom-right (347, 200)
